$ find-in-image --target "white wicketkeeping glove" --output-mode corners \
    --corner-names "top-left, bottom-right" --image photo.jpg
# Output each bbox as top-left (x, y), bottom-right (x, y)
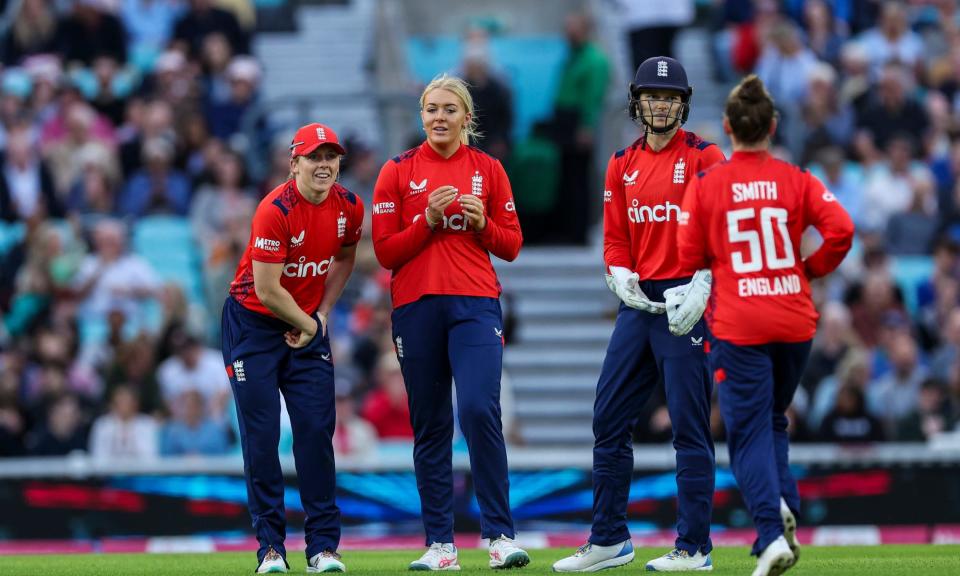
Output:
top-left (663, 269), bottom-right (712, 336)
top-left (604, 265), bottom-right (666, 314)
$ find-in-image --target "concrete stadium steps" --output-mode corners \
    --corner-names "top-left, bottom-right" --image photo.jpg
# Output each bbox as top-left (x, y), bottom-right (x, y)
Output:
top-left (498, 246), bottom-right (612, 446)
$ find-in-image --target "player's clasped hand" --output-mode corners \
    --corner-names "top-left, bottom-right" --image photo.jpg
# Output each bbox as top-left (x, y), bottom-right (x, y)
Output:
top-left (458, 194), bottom-right (486, 231)
top-left (664, 270), bottom-right (711, 336)
top-left (605, 265), bottom-right (666, 314)
top-left (425, 185), bottom-right (459, 226)
top-left (284, 312), bottom-right (327, 348)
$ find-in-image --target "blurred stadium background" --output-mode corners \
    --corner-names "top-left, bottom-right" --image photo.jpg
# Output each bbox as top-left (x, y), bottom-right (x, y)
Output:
top-left (1, 0), bottom-right (960, 555)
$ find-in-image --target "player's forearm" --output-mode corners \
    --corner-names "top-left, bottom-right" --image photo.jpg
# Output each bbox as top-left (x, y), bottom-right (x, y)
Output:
top-left (478, 219), bottom-right (522, 261)
top-left (316, 253), bottom-right (355, 318)
top-left (373, 219), bottom-right (433, 270)
top-left (256, 284), bottom-right (314, 333)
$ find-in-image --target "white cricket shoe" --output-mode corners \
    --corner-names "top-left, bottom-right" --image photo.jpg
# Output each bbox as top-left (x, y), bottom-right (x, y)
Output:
top-left (257, 547), bottom-right (289, 573)
top-left (489, 534), bottom-right (530, 569)
top-left (780, 498), bottom-right (800, 563)
top-left (552, 540), bottom-right (634, 572)
top-left (307, 550), bottom-right (345, 573)
top-left (750, 536), bottom-right (795, 576)
top-left (645, 549), bottom-right (713, 571)
top-left (409, 543), bottom-right (461, 571)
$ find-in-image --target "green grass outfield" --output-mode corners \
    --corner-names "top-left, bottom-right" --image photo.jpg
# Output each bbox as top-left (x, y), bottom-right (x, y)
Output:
top-left (4, 546), bottom-right (960, 575)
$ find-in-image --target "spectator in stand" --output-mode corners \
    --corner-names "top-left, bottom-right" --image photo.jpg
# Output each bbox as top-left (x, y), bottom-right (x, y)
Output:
top-left (818, 384), bottom-right (885, 443)
top-left (71, 218), bottom-right (161, 330)
top-left (801, 0), bottom-right (847, 66)
top-left (885, 171), bottom-right (938, 255)
top-left (855, 0), bottom-right (924, 77)
top-left (338, 138), bottom-right (379, 209)
top-left (0, 122), bottom-right (62, 222)
top-left (931, 308), bottom-right (960, 381)
top-left (161, 389), bottom-right (230, 455)
top-left (333, 391), bottom-right (378, 460)
top-left (868, 331), bottom-right (928, 433)
top-left (66, 148), bottom-right (119, 224)
top-left (755, 19), bottom-right (818, 114)
top-left (862, 134), bottom-right (934, 233)
top-left (896, 378), bottom-right (953, 441)
top-left (548, 11), bottom-right (609, 244)
top-left (121, 0), bottom-right (185, 59)
top-left (26, 393), bottom-right (89, 455)
top-left (43, 101), bottom-right (119, 202)
top-left (360, 353), bottom-right (413, 440)
top-left (807, 147), bottom-right (863, 228)
top-left (801, 302), bottom-right (858, 399)
top-left (846, 264), bottom-right (906, 349)
top-left (173, 0), bottom-right (250, 59)
top-left (156, 333), bottom-right (231, 421)
top-left (810, 347), bottom-right (871, 431)
top-left (103, 334), bottom-right (164, 416)
top-left (89, 56), bottom-right (133, 128)
top-left (118, 136), bottom-right (191, 217)
top-left (204, 55), bottom-right (260, 140)
top-left (88, 385), bottom-right (159, 459)
top-left (856, 63), bottom-right (929, 156)
top-left (461, 31), bottom-right (514, 161)
top-left (57, 0), bottom-right (129, 67)
top-left (2, 0), bottom-right (60, 66)
top-left (798, 64), bottom-right (854, 166)
top-left (119, 99), bottom-right (176, 178)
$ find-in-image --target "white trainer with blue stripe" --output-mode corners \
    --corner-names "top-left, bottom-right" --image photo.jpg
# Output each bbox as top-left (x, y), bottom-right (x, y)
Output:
top-left (644, 549), bottom-right (713, 571)
top-left (552, 540), bottom-right (634, 572)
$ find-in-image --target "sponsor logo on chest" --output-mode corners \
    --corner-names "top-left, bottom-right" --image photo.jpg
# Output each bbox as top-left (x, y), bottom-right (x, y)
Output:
top-left (409, 179), bottom-right (428, 195)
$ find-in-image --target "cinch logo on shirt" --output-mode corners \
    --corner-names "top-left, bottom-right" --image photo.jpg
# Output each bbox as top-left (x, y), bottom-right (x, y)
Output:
top-left (504, 199), bottom-right (516, 212)
top-left (627, 200), bottom-right (682, 223)
top-left (442, 213), bottom-right (471, 231)
top-left (373, 202), bottom-right (396, 215)
top-left (255, 237), bottom-right (281, 251)
top-left (283, 256), bottom-right (334, 278)
top-left (623, 170), bottom-right (639, 186)
top-left (409, 179), bottom-right (427, 194)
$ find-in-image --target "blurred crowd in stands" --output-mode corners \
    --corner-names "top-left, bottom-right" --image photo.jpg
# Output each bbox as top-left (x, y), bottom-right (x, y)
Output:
top-left (2, 0), bottom-right (960, 462)
top-left (0, 0), bottom-right (417, 461)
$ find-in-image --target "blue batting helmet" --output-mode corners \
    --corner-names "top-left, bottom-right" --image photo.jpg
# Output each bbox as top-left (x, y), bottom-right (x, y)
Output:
top-left (628, 56), bottom-right (693, 130)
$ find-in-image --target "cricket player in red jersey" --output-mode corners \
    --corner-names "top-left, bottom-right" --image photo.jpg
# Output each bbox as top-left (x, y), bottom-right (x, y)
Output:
top-left (221, 123), bottom-right (364, 574)
top-left (371, 74), bottom-right (528, 571)
top-left (677, 75), bottom-right (854, 576)
top-left (554, 56), bottom-right (724, 573)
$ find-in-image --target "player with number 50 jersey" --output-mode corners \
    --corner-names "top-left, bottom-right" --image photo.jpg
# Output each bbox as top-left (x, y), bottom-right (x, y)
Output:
top-left (677, 75), bottom-right (854, 576)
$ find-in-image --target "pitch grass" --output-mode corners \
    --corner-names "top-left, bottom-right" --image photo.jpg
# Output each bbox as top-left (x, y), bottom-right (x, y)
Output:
top-left (3, 546), bottom-right (960, 575)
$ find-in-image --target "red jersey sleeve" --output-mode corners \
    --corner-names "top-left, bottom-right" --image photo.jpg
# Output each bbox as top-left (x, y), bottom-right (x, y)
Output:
top-left (372, 159), bottom-right (433, 270)
top-left (697, 144), bottom-right (726, 173)
top-left (250, 203), bottom-right (288, 263)
top-left (677, 174), bottom-right (710, 272)
top-left (477, 161), bottom-right (522, 261)
top-left (602, 154), bottom-right (632, 270)
top-left (342, 193), bottom-right (364, 247)
top-left (802, 173), bottom-right (855, 279)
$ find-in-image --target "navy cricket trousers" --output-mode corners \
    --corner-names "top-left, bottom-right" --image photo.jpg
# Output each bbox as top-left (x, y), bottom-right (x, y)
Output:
top-left (391, 295), bottom-right (515, 545)
top-left (710, 338), bottom-right (811, 556)
top-left (592, 278), bottom-right (715, 555)
top-left (221, 296), bottom-right (340, 563)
